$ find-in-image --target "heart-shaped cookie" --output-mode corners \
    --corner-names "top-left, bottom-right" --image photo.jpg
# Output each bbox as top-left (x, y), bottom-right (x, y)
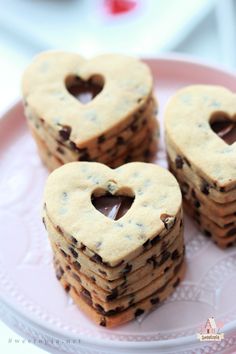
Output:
top-left (44, 161), bottom-right (182, 265)
top-left (165, 85), bottom-right (236, 247)
top-left (43, 161), bottom-right (184, 327)
top-left (22, 51), bottom-right (158, 170)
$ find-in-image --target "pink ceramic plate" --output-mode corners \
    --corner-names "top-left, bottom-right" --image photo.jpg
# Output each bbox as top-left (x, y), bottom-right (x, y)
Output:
top-left (1, 56), bottom-right (236, 354)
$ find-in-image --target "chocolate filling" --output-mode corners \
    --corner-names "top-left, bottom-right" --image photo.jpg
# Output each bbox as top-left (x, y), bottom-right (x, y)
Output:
top-left (210, 113), bottom-right (236, 145)
top-left (91, 192), bottom-right (134, 221)
top-left (66, 74), bottom-right (104, 104)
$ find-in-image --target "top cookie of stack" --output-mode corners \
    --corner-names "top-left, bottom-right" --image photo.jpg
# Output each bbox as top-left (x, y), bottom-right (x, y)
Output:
top-left (22, 52), bottom-right (158, 170)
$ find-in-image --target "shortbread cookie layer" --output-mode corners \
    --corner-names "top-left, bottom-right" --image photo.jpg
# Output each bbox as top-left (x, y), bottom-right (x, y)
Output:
top-left (45, 211), bottom-right (182, 281)
top-left (52, 229), bottom-right (184, 299)
top-left (168, 160), bottom-right (236, 228)
top-left (165, 85), bottom-right (236, 193)
top-left (22, 52), bottom-right (159, 168)
top-left (55, 259), bottom-right (185, 327)
top-left (55, 252), bottom-right (184, 313)
top-left (30, 114), bottom-right (158, 165)
top-left (44, 162), bottom-right (182, 267)
top-left (28, 94), bottom-right (157, 158)
top-left (184, 200), bottom-right (236, 248)
top-left (166, 135), bottom-right (236, 204)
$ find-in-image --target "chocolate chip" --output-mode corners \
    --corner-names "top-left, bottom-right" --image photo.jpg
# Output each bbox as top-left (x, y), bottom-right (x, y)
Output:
top-left (151, 234), bottom-right (161, 246)
top-left (60, 249), bottom-right (67, 258)
top-left (135, 308), bottom-right (144, 317)
top-left (69, 141), bottom-right (78, 151)
top-left (99, 319), bottom-right (106, 327)
top-left (56, 266), bottom-right (64, 280)
top-left (42, 217), bottom-right (47, 230)
top-left (173, 278), bottom-right (180, 288)
top-left (106, 288), bottom-right (118, 301)
top-left (80, 288), bottom-right (92, 303)
top-left (98, 135), bottom-right (105, 144)
top-left (117, 136), bottom-right (125, 145)
top-left (56, 146), bottom-right (64, 154)
top-left (224, 222), bottom-right (234, 228)
top-left (90, 276), bottom-right (96, 283)
top-left (59, 125), bottom-right (71, 140)
top-left (65, 284), bottom-right (71, 292)
top-left (147, 255), bottom-right (157, 268)
top-left (98, 269), bottom-right (107, 276)
top-left (226, 227), bottom-right (236, 237)
top-left (96, 241), bottom-right (102, 249)
top-left (79, 152), bottom-right (91, 161)
top-left (131, 123), bottom-right (138, 132)
top-left (144, 149), bottom-right (150, 158)
top-left (204, 230), bottom-right (212, 238)
top-left (121, 263), bottom-right (132, 275)
top-left (80, 243), bottom-right (86, 251)
top-left (73, 261), bottom-right (81, 271)
top-left (164, 266), bottom-right (170, 273)
top-left (90, 253), bottom-right (104, 265)
top-left (71, 236), bottom-right (77, 244)
top-left (66, 265), bottom-right (71, 271)
top-left (160, 214), bottom-right (176, 230)
top-left (194, 200), bottom-right (201, 208)
top-left (72, 273), bottom-right (81, 282)
top-left (95, 304), bottom-right (105, 314)
top-left (171, 249), bottom-right (180, 261)
top-left (201, 181), bottom-right (210, 195)
top-left (220, 187), bottom-right (225, 192)
top-left (159, 251), bottom-right (171, 266)
top-left (150, 297), bottom-right (160, 305)
top-left (175, 155), bottom-right (184, 169)
top-left (226, 241), bottom-right (234, 248)
top-left (69, 247), bottom-right (78, 258)
top-left (56, 225), bottom-right (63, 234)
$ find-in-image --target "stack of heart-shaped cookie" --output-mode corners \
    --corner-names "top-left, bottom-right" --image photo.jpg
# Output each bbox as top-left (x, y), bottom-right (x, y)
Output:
top-left (43, 162), bottom-right (185, 327)
top-left (22, 52), bottom-right (158, 171)
top-left (165, 85), bottom-right (236, 248)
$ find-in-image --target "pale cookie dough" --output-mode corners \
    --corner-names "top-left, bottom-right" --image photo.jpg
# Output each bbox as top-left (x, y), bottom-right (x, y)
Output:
top-left (169, 161), bottom-right (236, 227)
top-left (168, 158), bottom-right (236, 216)
top-left (165, 85), bottom-right (236, 194)
top-left (184, 200), bottom-right (236, 248)
top-left (28, 94), bottom-right (157, 157)
top-left (22, 51), bottom-right (154, 147)
top-left (43, 162), bottom-right (182, 267)
top-left (166, 136), bottom-right (236, 204)
top-left (55, 253), bottom-right (184, 313)
top-left (30, 114), bottom-right (157, 165)
top-left (45, 211), bottom-right (183, 280)
top-left (55, 259), bottom-right (186, 327)
top-left (53, 239), bottom-right (184, 302)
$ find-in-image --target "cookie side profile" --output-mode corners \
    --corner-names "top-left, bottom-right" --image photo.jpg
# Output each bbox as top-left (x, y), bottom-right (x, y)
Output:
top-left (165, 85), bottom-right (236, 247)
top-left (22, 51), bottom-right (159, 169)
top-left (43, 161), bottom-right (185, 327)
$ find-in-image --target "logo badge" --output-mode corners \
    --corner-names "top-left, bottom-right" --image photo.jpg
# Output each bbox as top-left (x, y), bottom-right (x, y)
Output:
top-left (197, 317), bottom-right (224, 341)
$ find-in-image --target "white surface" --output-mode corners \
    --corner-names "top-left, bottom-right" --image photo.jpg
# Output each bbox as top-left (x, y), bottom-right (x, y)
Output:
top-left (0, 321), bottom-right (47, 354)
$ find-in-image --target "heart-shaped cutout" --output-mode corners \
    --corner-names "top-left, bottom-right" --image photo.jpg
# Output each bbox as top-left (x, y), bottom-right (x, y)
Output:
top-left (210, 111), bottom-right (236, 145)
top-left (22, 52), bottom-right (153, 145)
top-left (44, 162), bottom-right (182, 266)
top-left (91, 192), bottom-right (134, 220)
top-left (165, 85), bottom-right (236, 196)
top-left (66, 74), bottom-right (104, 104)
